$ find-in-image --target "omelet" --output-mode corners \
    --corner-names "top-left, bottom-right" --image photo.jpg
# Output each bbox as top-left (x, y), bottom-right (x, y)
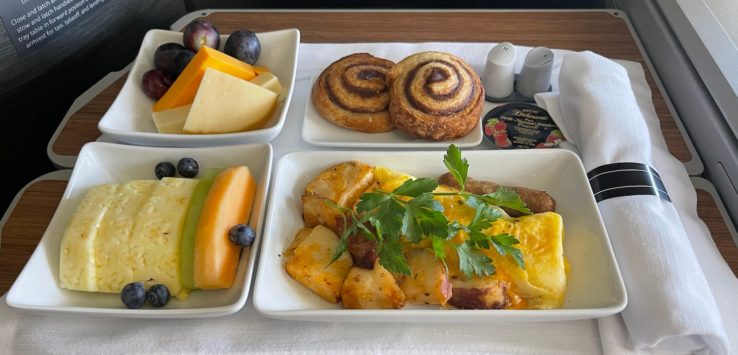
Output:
top-left (373, 165), bottom-right (567, 309)
top-left (373, 166), bottom-right (414, 192)
top-left (484, 213), bottom-right (567, 309)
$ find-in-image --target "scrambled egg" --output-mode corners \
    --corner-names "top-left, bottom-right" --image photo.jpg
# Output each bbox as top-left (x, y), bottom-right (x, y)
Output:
top-left (373, 166), bottom-right (568, 309)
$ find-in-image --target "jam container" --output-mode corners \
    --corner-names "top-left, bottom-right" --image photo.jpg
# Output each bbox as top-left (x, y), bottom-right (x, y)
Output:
top-left (482, 103), bottom-right (565, 149)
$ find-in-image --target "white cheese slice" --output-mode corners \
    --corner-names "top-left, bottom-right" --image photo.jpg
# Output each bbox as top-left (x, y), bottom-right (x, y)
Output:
top-left (249, 72), bottom-right (284, 97)
top-left (59, 184), bottom-right (120, 292)
top-left (183, 68), bottom-right (278, 134)
top-left (152, 105), bottom-right (191, 134)
top-left (129, 177), bottom-right (198, 297)
top-left (94, 180), bottom-right (158, 293)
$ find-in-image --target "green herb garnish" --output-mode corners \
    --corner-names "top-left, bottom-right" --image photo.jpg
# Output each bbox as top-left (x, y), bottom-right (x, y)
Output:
top-left (329, 144), bottom-right (530, 278)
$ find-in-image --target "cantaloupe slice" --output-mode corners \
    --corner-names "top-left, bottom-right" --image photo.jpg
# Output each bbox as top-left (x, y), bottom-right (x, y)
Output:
top-left (193, 166), bottom-right (257, 289)
top-left (180, 168), bottom-right (223, 290)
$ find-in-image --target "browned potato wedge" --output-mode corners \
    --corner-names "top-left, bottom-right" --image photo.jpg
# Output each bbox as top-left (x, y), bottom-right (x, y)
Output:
top-left (341, 262), bottom-right (406, 309)
top-left (302, 161), bottom-right (375, 232)
top-left (283, 228), bottom-right (312, 259)
top-left (284, 225), bottom-right (353, 303)
top-left (399, 249), bottom-right (452, 305)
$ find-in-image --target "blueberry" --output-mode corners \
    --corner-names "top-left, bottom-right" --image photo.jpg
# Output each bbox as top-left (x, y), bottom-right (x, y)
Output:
top-left (121, 282), bottom-right (147, 309)
top-left (155, 161), bottom-right (176, 179)
top-left (228, 224), bottom-right (255, 247)
top-left (177, 157), bottom-right (199, 178)
top-left (147, 284), bottom-right (170, 308)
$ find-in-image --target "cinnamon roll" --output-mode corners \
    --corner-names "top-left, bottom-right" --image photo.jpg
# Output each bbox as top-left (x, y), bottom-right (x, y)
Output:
top-left (312, 53), bottom-right (395, 133)
top-left (387, 52), bottom-right (484, 140)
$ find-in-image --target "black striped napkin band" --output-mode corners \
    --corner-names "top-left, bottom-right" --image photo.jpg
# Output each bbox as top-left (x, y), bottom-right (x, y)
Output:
top-left (587, 162), bottom-right (671, 203)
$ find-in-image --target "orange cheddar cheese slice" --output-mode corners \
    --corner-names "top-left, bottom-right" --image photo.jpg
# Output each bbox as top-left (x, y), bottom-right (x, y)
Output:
top-left (193, 166), bottom-right (257, 289)
top-left (153, 47), bottom-right (256, 112)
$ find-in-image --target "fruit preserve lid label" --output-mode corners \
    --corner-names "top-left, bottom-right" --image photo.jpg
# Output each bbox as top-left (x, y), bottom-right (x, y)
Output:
top-left (482, 103), bottom-right (565, 149)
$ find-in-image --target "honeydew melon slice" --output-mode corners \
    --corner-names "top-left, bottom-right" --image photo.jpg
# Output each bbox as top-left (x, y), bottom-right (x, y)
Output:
top-left (180, 168), bottom-right (223, 290)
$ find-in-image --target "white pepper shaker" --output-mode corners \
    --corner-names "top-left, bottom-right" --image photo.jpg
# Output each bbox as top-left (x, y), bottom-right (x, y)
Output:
top-left (482, 42), bottom-right (516, 98)
top-left (515, 47), bottom-right (554, 97)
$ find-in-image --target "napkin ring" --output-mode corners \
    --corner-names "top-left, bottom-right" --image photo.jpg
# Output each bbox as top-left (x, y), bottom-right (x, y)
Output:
top-left (587, 162), bottom-right (671, 203)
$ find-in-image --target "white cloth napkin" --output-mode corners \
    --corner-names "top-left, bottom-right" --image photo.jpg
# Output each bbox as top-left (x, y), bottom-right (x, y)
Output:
top-left (535, 51), bottom-right (737, 354)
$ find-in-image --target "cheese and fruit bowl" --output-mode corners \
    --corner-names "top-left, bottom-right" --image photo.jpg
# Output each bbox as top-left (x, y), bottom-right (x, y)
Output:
top-left (144, 20), bottom-right (283, 135)
top-left (97, 22), bottom-right (299, 147)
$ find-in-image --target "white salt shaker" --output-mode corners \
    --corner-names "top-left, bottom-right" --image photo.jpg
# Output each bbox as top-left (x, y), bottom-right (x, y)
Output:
top-left (515, 47), bottom-right (554, 97)
top-left (482, 42), bottom-right (516, 98)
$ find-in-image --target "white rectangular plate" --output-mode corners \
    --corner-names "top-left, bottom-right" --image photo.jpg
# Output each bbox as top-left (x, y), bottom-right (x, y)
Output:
top-left (302, 77), bottom-right (484, 148)
top-left (98, 28), bottom-right (299, 147)
top-left (6, 142), bottom-right (273, 318)
top-left (254, 149), bottom-right (626, 322)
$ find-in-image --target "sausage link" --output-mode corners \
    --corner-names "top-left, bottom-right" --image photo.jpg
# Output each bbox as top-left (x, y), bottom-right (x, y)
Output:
top-left (437, 172), bottom-right (556, 216)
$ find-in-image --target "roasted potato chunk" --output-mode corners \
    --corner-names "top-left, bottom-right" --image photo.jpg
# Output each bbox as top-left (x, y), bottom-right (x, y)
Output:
top-left (302, 161), bottom-right (375, 232)
top-left (341, 262), bottom-right (406, 309)
top-left (399, 249), bottom-right (452, 305)
top-left (284, 225), bottom-right (353, 303)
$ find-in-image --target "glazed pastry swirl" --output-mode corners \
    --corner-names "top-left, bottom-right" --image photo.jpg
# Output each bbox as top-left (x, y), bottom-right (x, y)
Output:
top-left (388, 51), bottom-right (484, 140)
top-left (312, 53), bottom-right (395, 133)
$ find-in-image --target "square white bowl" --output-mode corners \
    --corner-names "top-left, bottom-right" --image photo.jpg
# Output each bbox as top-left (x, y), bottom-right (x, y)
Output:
top-left (254, 149), bottom-right (626, 322)
top-left (302, 76), bottom-right (484, 148)
top-left (98, 28), bottom-right (299, 147)
top-left (5, 142), bottom-right (273, 318)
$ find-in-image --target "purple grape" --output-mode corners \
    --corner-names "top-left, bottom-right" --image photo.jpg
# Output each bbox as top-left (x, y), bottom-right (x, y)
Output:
top-left (183, 20), bottom-right (220, 52)
top-left (224, 30), bottom-right (261, 64)
top-left (141, 69), bottom-right (174, 100)
top-left (170, 50), bottom-right (195, 76)
top-left (154, 43), bottom-right (195, 77)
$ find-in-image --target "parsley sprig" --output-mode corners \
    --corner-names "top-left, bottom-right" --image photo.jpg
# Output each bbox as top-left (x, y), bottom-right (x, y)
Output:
top-left (329, 145), bottom-right (530, 278)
